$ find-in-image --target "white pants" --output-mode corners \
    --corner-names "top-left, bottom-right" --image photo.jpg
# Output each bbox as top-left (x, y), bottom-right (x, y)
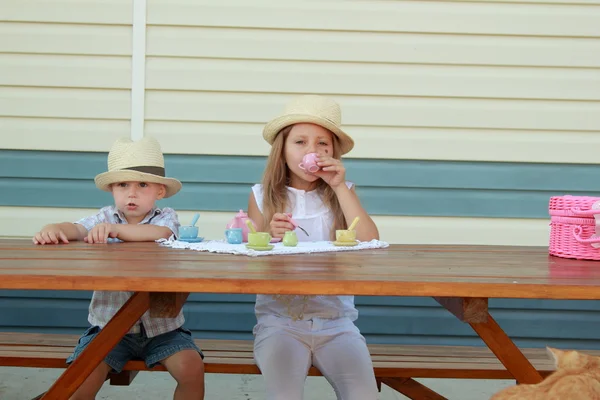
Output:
top-left (253, 315), bottom-right (378, 400)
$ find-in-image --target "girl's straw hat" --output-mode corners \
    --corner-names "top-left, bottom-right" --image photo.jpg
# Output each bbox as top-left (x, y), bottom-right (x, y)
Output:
top-left (262, 95), bottom-right (354, 155)
top-left (94, 137), bottom-right (182, 198)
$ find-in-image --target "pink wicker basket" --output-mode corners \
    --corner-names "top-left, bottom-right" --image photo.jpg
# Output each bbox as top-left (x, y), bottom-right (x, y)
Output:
top-left (549, 195), bottom-right (600, 260)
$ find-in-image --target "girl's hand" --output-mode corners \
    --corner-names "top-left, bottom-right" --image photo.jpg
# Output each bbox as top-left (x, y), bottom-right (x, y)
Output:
top-left (85, 223), bottom-right (120, 244)
top-left (269, 213), bottom-right (295, 239)
top-left (314, 155), bottom-right (346, 189)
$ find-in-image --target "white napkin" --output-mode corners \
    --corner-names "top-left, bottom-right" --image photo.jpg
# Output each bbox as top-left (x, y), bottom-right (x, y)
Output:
top-left (157, 238), bottom-right (389, 257)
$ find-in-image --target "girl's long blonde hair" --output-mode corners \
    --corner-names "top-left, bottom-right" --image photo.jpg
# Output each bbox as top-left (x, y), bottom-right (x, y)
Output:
top-left (261, 125), bottom-right (348, 239)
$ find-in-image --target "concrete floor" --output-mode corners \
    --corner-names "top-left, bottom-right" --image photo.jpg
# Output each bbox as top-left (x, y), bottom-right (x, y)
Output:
top-left (0, 367), bottom-right (515, 399)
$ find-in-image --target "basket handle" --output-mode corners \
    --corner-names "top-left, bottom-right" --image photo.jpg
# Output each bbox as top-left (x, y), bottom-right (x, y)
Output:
top-left (569, 207), bottom-right (600, 216)
top-left (572, 226), bottom-right (600, 244)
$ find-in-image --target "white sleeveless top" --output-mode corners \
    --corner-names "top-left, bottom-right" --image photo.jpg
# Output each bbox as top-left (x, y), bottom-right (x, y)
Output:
top-left (252, 183), bottom-right (358, 321)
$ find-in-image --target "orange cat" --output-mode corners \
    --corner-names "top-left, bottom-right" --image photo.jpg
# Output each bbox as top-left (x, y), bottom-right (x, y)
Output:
top-left (491, 347), bottom-right (600, 400)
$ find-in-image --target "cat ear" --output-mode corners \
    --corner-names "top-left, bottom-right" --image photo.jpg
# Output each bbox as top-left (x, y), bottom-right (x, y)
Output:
top-left (546, 347), bottom-right (562, 365)
top-left (546, 347), bottom-right (563, 366)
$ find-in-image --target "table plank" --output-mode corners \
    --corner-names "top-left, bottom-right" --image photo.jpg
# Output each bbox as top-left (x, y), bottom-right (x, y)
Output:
top-left (1, 240), bottom-right (599, 299)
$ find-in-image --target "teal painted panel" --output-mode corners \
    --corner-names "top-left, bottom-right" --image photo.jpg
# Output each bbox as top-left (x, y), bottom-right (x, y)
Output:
top-left (3, 150), bottom-right (600, 218)
top-left (5, 291), bottom-right (600, 311)
top-left (1, 290), bottom-right (599, 349)
top-left (5, 150), bottom-right (600, 190)
top-left (4, 177), bottom-right (586, 218)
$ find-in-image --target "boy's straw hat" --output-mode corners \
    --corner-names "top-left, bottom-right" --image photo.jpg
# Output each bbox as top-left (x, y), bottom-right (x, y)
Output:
top-left (262, 95), bottom-right (354, 155)
top-left (94, 137), bottom-right (182, 198)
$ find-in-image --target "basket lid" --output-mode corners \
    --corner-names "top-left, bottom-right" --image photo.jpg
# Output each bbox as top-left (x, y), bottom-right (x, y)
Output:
top-left (549, 195), bottom-right (600, 217)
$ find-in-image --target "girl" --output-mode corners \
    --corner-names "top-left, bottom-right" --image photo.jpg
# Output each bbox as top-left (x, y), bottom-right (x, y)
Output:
top-left (247, 95), bottom-right (380, 400)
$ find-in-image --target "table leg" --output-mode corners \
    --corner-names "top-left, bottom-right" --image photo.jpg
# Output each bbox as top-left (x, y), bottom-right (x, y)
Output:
top-left (41, 292), bottom-right (151, 399)
top-left (470, 314), bottom-right (543, 384)
top-left (434, 296), bottom-right (543, 384)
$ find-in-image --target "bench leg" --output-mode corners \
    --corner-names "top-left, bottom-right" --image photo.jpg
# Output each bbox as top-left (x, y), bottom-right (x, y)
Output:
top-left (31, 393), bottom-right (45, 400)
top-left (375, 377), bottom-right (382, 392)
top-left (109, 370), bottom-right (139, 386)
top-left (381, 377), bottom-right (448, 400)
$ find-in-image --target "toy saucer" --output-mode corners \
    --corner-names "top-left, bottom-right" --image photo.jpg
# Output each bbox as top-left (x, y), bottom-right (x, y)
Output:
top-left (179, 237), bottom-right (204, 243)
top-left (246, 244), bottom-right (274, 251)
top-left (333, 240), bottom-right (358, 247)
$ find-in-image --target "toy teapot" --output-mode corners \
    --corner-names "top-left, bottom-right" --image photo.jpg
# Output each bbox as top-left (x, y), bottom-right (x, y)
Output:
top-left (226, 210), bottom-right (257, 242)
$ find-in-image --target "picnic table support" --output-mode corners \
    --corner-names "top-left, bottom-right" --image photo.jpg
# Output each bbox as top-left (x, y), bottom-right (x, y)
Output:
top-left (41, 292), bottom-right (151, 400)
top-left (150, 292), bottom-right (189, 318)
top-left (434, 297), bottom-right (544, 385)
top-left (470, 313), bottom-right (544, 384)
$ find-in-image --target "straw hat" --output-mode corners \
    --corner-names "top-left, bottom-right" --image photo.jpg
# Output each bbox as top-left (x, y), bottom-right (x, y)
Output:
top-left (94, 137), bottom-right (182, 198)
top-left (262, 95), bottom-right (355, 155)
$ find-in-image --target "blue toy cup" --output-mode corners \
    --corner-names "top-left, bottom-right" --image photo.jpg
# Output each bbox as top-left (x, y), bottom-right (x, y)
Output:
top-left (179, 225), bottom-right (198, 239)
top-left (225, 228), bottom-right (243, 244)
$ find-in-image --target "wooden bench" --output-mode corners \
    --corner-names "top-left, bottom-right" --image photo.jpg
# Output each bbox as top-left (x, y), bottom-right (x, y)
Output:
top-left (0, 332), bottom-right (574, 400)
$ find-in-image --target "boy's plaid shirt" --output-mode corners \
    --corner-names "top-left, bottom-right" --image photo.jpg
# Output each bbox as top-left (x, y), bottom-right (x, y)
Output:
top-left (76, 206), bottom-right (183, 337)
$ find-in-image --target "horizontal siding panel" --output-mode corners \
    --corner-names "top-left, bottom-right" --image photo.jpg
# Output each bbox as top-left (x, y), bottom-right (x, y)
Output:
top-left (146, 58), bottom-right (600, 101)
top-left (1, 0), bottom-right (132, 24)
top-left (15, 291), bottom-right (600, 312)
top-left (146, 121), bottom-right (272, 157)
top-left (0, 22), bottom-right (132, 56)
top-left (1, 178), bottom-right (584, 218)
top-left (1, 291), bottom-right (598, 348)
top-left (145, 92), bottom-right (600, 131)
top-left (0, 54), bottom-right (131, 89)
top-left (2, 151), bottom-right (600, 220)
top-left (469, 0), bottom-right (600, 4)
top-left (0, 207), bottom-right (551, 246)
top-left (0, 117), bottom-right (129, 151)
top-left (147, 121), bottom-right (600, 164)
top-left (146, 26), bottom-right (600, 67)
top-left (0, 87), bottom-right (130, 120)
top-left (147, 0), bottom-right (600, 37)
top-left (5, 151), bottom-right (600, 191)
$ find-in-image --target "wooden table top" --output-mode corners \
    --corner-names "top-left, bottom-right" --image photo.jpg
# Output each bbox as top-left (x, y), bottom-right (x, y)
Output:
top-left (1, 239), bottom-right (599, 299)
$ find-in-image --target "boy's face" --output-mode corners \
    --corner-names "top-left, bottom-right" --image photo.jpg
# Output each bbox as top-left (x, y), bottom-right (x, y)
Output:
top-left (111, 181), bottom-right (166, 223)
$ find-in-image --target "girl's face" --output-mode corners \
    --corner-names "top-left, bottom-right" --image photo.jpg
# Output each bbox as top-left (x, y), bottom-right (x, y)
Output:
top-left (284, 123), bottom-right (334, 189)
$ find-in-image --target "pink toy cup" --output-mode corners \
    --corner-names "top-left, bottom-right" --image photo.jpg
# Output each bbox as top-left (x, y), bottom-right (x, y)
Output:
top-left (299, 153), bottom-right (320, 174)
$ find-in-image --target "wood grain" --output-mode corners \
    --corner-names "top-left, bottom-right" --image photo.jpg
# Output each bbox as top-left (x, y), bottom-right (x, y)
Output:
top-left (1, 240), bottom-right (600, 299)
top-left (434, 297), bottom-right (488, 323)
top-left (469, 314), bottom-right (544, 384)
top-left (149, 292), bottom-right (189, 318)
top-left (0, 333), bottom-right (569, 380)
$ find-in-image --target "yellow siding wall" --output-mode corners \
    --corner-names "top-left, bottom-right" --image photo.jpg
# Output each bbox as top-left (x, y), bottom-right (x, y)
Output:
top-left (145, 0), bottom-right (600, 162)
top-left (0, 0), bottom-right (132, 151)
top-left (1, 207), bottom-right (550, 246)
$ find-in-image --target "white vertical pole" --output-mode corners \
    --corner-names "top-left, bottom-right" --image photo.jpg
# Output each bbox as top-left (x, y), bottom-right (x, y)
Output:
top-left (130, 0), bottom-right (147, 140)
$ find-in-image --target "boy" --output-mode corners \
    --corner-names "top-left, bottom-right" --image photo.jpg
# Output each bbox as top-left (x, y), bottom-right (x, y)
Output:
top-left (33, 137), bottom-right (204, 400)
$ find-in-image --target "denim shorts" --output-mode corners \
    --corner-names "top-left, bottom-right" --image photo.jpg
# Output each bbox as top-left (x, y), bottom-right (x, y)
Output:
top-left (66, 325), bottom-right (204, 373)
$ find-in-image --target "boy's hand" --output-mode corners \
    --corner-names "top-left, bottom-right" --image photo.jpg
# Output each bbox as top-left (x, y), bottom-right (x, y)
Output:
top-left (269, 213), bottom-right (295, 239)
top-left (85, 223), bottom-right (120, 244)
top-left (33, 224), bottom-right (69, 245)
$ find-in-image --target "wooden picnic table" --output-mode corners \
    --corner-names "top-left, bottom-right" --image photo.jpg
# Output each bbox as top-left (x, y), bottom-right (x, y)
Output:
top-left (1, 239), bottom-right (599, 399)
